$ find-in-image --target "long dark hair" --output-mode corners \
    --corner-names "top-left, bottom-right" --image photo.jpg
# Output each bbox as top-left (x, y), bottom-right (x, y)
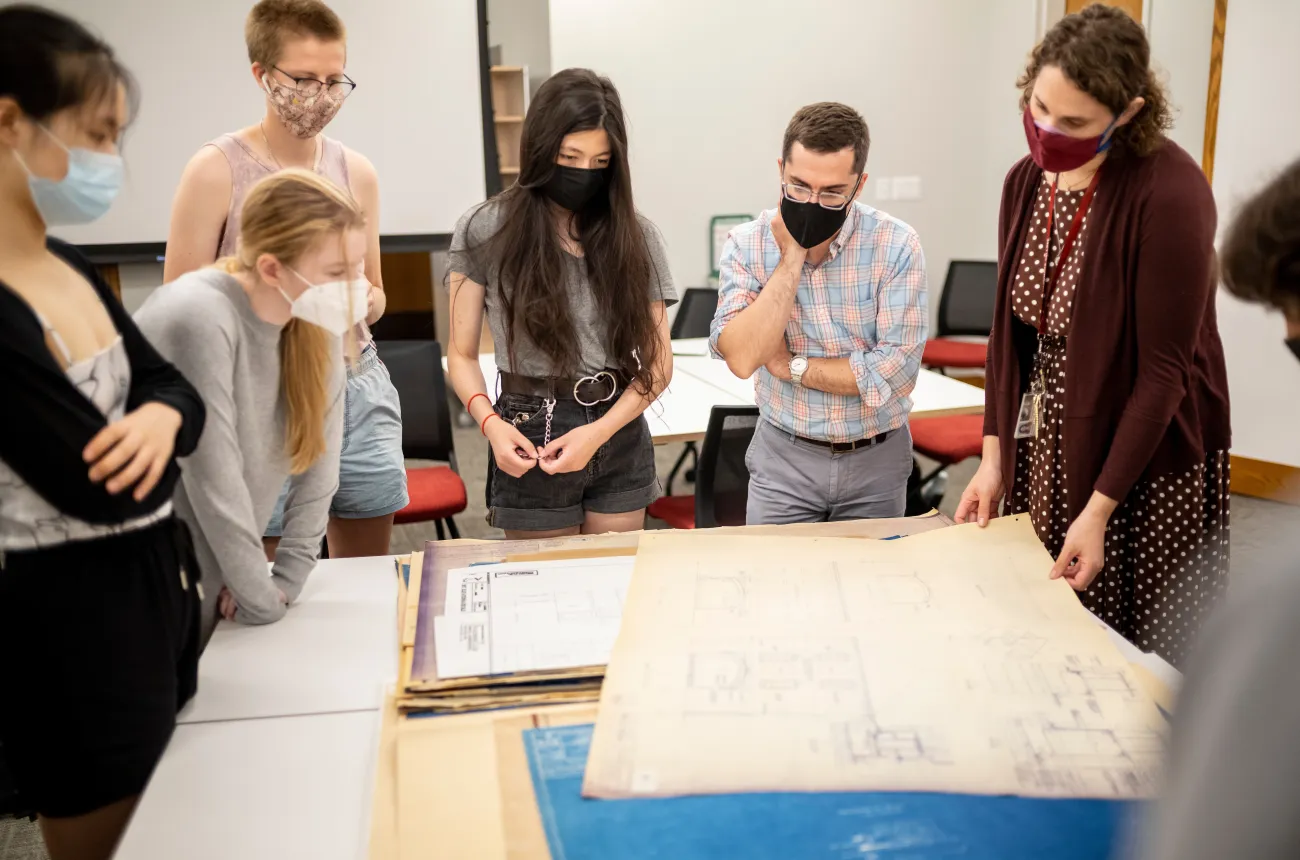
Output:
top-left (0, 5), bottom-right (138, 124)
top-left (467, 68), bottom-right (664, 395)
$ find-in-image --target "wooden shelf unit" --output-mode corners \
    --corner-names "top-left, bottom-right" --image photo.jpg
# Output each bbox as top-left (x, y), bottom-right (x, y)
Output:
top-left (489, 65), bottom-right (528, 187)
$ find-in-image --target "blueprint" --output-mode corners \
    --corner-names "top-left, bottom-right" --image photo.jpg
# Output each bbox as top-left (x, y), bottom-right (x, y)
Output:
top-left (582, 516), bottom-right (1167, 800)
top-left (528, 724), bottom-right (1131, 860)
top-left (434, 557), bottom-right (633, 679)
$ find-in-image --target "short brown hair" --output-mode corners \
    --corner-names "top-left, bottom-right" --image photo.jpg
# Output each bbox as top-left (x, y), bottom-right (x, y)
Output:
top-left (782, 102), bottom-right (870, 173)
top-left (1017, 4), bottom-right (1172, 157)
top-left (1220, 158), bottom-right (1300, 320)
top-left (245, 0), bottom-right (345, 68)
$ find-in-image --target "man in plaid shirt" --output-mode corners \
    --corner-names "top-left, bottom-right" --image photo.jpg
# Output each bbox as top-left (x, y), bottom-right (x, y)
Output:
top-left (710, 103), bottom-right (928, 524)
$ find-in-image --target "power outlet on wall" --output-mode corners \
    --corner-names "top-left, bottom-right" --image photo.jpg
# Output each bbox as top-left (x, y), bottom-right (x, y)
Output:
top-left (892, 176), bottom-right (922, 200)
top-left (875, 177), bottom-right (894, 200)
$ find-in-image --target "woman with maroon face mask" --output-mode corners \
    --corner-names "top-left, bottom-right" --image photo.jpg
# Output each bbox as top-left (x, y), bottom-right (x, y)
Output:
top-left (953, 5), bottom-right (1231, 669)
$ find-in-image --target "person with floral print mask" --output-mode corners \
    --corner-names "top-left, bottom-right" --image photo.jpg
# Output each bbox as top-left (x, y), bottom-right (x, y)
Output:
top-left (163, 0), bottom-right (410, 562)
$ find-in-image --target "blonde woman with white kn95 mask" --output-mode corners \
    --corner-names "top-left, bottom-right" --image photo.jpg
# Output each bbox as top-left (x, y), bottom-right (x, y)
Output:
top-left (136, 169), bottom-right (363, 641)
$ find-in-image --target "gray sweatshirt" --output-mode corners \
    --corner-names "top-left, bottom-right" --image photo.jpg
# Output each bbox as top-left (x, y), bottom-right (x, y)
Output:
top-left (135, 268), bottom-right (343, 629)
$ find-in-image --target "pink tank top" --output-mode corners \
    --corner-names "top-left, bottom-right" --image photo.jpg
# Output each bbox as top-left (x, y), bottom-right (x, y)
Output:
top-left (208, 132), bottom-right (352, 259)
top-left (208, 133), bottom-right (371, 344)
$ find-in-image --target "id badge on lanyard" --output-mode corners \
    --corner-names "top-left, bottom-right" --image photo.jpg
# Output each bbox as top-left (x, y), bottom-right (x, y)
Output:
top-left (1013, 168), bottom-right (1101, 441)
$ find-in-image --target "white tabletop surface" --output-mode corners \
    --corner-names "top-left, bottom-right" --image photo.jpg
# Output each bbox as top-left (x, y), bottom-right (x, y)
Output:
top-left (672, 355), bottom-right (986, 420)
top-left (177, 556), bottom-right (398, 724)
top-left (116, 710), bottom-right (379, 860)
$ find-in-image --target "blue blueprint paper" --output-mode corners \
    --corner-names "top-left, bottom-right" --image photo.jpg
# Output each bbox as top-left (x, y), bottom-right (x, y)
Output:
top-left (524, 724), bottom-right (1135, 860)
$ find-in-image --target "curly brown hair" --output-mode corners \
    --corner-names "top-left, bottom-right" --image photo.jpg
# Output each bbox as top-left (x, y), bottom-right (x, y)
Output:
top-left (1017, 4), bottom-right (1172, 158)
top-left (1220, 158), bottom-right (1300, 320)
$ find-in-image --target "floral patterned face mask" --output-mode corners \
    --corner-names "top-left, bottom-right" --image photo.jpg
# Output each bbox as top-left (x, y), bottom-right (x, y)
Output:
top-left (263, 74), bottom-right (342, 139)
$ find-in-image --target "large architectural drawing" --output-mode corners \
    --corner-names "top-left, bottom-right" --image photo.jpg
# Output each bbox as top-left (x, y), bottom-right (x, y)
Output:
top-left (582, 516), bottom-right (1166, 800)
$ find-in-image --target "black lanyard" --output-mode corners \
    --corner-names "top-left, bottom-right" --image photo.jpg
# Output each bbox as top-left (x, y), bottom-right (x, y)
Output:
top-left (1038, 168), bottom-right (1101, 334)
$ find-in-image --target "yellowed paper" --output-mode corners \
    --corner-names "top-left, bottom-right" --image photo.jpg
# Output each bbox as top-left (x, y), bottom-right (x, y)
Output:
top-left (583, 515), bottom-right (1166, 800)
top-left (494, 707), bottom-right (599, 860)
top-left (367, 694), bottom-right (400, 860)
top-left (393, 703), bottom-right (597, 860)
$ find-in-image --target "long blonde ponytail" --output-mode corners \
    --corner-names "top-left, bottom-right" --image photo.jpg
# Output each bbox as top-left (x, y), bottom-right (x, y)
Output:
top-left (218, 168), bottom-right (365, 474)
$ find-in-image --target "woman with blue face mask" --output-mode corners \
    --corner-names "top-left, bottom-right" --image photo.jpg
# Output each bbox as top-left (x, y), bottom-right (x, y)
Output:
top-left (135, 169), bottom-right (361, 641)
top-left (0, 7), bottom-right (207, 857)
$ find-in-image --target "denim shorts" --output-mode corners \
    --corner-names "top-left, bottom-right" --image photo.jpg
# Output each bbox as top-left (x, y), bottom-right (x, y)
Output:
top-left (487, 393), bottom-right (658, 532)
top-left (265, 342), bottom-right (409, 536)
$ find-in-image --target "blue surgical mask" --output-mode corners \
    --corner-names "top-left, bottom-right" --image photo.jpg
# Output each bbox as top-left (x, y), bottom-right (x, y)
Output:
top-left (15, 125), bottom-right (124, 226)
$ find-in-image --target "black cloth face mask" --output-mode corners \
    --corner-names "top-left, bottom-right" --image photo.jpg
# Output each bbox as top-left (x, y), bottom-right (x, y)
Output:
top-left (541, 165), bottom-right (608, 211)
top-left (778, 178), bottom-right (860, 249)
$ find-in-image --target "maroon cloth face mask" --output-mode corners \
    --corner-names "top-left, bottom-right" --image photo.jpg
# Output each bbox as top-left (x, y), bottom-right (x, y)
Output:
top-left (1022, 106), bottom-right (1113, 172)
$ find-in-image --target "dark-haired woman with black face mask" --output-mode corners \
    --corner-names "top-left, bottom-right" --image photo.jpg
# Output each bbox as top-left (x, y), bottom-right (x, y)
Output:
top-left (0, 6), bottom-right (205, 857)
top-left (447, 68), bottom-right (676, 539)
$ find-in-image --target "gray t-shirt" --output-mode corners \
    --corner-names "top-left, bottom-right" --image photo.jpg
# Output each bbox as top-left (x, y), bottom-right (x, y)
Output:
top-left (134, 268), bottom-right (344, 634)
top-left (448, 199), bottom-right (677, 376)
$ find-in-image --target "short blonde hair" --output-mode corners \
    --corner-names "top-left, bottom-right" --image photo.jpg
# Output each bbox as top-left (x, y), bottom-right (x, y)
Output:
top-left (245, 0), bottom-right (345, 68)
top-left (219, 169), bottom-right (364, 474)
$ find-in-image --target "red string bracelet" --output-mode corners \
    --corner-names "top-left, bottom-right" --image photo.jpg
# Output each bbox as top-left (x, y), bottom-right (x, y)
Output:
top-left (468, 392), bottom-right (490, 414)
top-left (480, 411), bottom-right (500, 437)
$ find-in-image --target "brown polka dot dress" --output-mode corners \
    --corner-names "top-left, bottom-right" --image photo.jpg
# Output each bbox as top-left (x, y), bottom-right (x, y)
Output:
top-left (1006, 177), bottom-right (1230, 669)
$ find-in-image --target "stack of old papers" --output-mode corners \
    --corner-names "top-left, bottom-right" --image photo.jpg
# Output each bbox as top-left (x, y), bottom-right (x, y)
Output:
top-left (371, 514), bottom-right (1172, 860)
top-left (394, 515), bottom-right (951, 716)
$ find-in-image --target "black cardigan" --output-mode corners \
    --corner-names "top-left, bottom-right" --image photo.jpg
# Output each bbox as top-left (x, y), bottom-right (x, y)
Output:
top-left (0, 239), bottom-right (205, 525)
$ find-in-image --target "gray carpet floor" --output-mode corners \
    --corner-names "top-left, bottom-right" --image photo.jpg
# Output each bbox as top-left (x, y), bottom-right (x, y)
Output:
top-left (4, 424), bottom-right (1296, 858)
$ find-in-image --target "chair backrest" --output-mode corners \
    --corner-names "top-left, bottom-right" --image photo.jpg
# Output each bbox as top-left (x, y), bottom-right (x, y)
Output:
top-left (936, 260), bottom-right (998, 337)
top-left (368, 310), bottom-right (436, 341)
top-left (373, 339), bottom-right (456, 463)
top-left (694, 405), bottom-right (761, 528)
top-left (670, 287), bottom-right (721, 340)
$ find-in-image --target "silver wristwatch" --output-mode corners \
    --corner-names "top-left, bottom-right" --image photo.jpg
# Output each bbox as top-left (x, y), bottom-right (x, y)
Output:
top-left (789, 355), bottom-right (809, 387)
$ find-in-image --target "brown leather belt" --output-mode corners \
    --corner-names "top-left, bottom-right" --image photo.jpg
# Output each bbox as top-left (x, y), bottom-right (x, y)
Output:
top-left (794, 428), bottom-right (895, 453)
top-left (498, 370), bottom-right (621, 405)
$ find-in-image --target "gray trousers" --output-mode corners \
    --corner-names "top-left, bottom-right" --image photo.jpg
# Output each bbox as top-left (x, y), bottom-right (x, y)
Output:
top-left (745, 419), bottom-right (913, 525)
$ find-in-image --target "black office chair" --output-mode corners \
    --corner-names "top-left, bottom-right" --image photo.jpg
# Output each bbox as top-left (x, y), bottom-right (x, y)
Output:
top-left (922, 260), bottom-right (998, 373)
top-left (648, 406), bottom-right (760, 529)
top-left (374, 340), bottom-right (466, 540)
top-left (666, 287), bottom-right (721, 495)
top-left (670, 287), bottom-right (721, 340)
top-left (368, 310), bottom-right (436, 341)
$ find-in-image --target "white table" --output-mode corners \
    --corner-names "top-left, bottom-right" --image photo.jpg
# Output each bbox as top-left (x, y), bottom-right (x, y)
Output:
top-left (178, 556), bottom-right (398, 724)
top-left (116, 710), bottom-right (379, 860)
top-left (120, 551), bottom-right (1179, 860)
top-left (672, 356), bottom-right (987, 421)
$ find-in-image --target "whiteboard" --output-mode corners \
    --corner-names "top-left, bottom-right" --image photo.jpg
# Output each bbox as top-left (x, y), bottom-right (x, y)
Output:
top-left (43, 0), bottom-right (486, 246)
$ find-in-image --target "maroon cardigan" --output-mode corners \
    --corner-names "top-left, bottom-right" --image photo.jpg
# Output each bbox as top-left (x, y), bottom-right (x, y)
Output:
top-left (984, 139), bottom-right (1231, 520)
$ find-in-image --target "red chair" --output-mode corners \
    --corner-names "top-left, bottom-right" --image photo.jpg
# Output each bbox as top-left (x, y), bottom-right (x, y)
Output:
top-left (908, 414), bottom-right (986, 512)
top-left (648, 406), bottom-right (760, 530)
top-left (922, 339), bottom-right (987, 369)
top-left (375, 339), bottom-right (467, 540)
top-left (923, 260), bottom-right (997, 374)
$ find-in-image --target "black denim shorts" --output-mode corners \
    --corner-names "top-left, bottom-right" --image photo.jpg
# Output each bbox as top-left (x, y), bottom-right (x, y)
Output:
top-left (486, 393), bottom-right (658, 531)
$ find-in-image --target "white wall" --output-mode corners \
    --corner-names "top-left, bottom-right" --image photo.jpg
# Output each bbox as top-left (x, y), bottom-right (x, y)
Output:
top-left (549, 0), bottom-right (1039, 316)
top-left (41, 0), bottom-right (485, 246)
top-left (1147, 0), bottom-right (1214, 159)
top-left (1209, 0), bottom-right (1300, 468)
